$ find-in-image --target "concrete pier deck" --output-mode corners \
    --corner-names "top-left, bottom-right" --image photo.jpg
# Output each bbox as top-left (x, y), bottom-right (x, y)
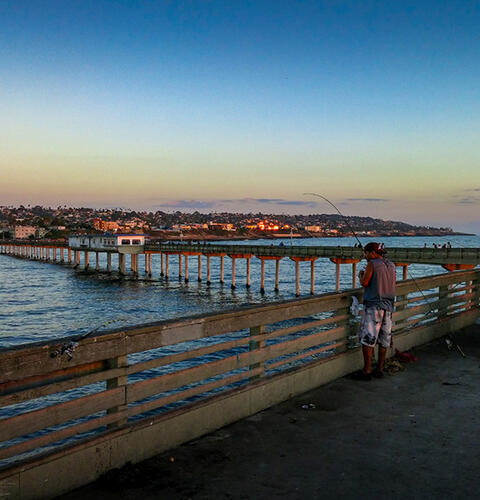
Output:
top-left (58, 322), bottom-right (480, 500)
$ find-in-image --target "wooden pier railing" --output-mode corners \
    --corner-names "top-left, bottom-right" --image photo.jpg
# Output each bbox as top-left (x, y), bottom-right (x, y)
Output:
top-left (0, 269), bottom-right (479, 499)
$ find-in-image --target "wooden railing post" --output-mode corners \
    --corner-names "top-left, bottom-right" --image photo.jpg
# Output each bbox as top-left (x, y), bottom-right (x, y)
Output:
top-left (347, 297), bottom-right (361, 349)
top-left (249, 325), bottom-right (266, 380)
top-left (474, 276), bottom-right (480, 310)
top-left (106, 354), bottom-right (128, 428)
top-left (438, 285), bottom-right (450, 319)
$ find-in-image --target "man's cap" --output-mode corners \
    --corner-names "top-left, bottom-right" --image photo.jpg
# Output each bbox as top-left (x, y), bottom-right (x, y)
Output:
top-left (364, 242), bottom-right (386, 255)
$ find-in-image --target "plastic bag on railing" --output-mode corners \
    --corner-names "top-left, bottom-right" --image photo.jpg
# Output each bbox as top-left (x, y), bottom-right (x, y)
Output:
top-left (350, 296), bottom-right (360, 316)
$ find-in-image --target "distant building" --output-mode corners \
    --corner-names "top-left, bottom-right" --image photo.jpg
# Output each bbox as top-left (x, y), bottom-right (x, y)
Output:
top-left (93, 218), bottom-right (120, 232)
top-left (305, 225), bottom-right (322, 232)
top-left (14, 226), bottom-right (36, 239)
top-left (208, 222), bottom-right (236, 231)
top-left (69, 234), bottom-right (146, 254)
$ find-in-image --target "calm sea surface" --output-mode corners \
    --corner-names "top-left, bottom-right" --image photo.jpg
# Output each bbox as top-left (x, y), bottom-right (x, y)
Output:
top-left (1, 235), bottom-right (478, 348)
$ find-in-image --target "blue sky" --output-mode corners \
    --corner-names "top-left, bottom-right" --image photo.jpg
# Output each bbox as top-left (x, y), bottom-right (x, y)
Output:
top-left (1, 0), bottom-right (479, 232)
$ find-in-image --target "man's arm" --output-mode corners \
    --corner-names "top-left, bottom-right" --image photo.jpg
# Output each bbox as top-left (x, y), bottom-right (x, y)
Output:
top-left (359, 262), bottom-right (373, 287)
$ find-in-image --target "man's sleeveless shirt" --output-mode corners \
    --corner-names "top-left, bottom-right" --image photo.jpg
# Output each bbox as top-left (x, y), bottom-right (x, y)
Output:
top-left (363, 258), bottom-right (396, 311)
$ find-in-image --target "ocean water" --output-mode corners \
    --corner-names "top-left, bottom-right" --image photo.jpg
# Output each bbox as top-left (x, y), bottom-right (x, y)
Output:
top-left (1, 235), bottom-right (478, 348)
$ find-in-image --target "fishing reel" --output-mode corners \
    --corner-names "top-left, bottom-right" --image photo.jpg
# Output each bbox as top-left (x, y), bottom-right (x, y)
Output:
top-left (50, 341), bottom-right (79, 361)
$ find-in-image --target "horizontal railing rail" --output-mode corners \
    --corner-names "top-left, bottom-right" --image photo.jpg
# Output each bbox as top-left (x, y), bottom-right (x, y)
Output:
top-left (0, 269), bottom-right (479, 469)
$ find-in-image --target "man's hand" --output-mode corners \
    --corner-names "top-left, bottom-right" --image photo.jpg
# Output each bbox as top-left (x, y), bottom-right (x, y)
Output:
top-left (359, 263), bottom-right (373, 287)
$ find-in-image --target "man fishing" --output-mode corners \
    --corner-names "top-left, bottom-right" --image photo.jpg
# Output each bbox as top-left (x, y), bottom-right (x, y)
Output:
top-left (353, 242), bottom-right (396, 381)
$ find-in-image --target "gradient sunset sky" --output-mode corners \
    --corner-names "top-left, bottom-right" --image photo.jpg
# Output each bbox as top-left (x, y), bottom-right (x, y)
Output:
top-left (1, 1), bottom-right (479, 232)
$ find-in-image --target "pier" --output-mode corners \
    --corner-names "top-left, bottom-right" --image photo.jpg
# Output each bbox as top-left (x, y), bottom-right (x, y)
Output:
top-left (0, 268), bottom-right (478, 498)
top-left (1, 239), bottom-right (479, 295)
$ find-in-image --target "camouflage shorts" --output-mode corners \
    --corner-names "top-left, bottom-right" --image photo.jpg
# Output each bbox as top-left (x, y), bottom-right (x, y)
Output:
top-left (359, 307), bottom-right (393, 348)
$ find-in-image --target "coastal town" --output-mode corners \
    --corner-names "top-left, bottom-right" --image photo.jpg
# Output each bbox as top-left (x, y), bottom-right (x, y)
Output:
top-left (0, 205), bottom-right (467, 240)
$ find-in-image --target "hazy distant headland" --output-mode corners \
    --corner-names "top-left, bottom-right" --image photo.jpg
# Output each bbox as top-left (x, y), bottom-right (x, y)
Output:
top-left (0, 205), bottom-right (473, 241)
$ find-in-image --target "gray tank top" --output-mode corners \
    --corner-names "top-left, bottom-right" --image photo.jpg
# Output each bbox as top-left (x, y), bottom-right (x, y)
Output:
top-left (363, 258), bottom-right (396, 311)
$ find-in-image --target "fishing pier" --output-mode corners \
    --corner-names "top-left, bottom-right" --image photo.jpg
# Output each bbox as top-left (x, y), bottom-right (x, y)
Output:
top-left (0, 267), bottom-right (479, 498)
top-left (1, 238), bottom-right (479, 295)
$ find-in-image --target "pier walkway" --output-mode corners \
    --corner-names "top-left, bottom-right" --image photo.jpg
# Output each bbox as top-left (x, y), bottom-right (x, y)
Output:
top-left (60, 322), bottom-right (480, 500)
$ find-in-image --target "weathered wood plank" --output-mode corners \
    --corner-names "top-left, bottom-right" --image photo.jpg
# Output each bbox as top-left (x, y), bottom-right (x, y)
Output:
top-left (0, 409), bottom-right (127, 461)
top-left (0, 366), bottom-right (124, 408)
top-left (125, 310), bottom-right (350, 377)
top-left (0, 335), bottom-right (127, 385)
top-left (268, 341), bottom-right (345, 370)
top-left (127, 368), bottom-right (263, 419)
top-left (127, 326), bottom-right (346, 404)
top-left (0, 387), bottom-right (124, 442)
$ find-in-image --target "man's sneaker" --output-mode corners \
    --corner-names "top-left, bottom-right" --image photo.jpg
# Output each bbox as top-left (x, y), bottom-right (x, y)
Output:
top-left (350, 370), bottom-right (372, 381)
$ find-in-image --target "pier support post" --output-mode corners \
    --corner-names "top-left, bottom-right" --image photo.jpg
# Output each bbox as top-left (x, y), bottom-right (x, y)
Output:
top-left (84, 251), bottom-right (89, 270)
top-left (207, 255), bottom-right (211, 285)
top-left (335, 262), bottom-right (340, 291)
top-left (231, 256), bottom-right (236, 289)
top-left (118, 253), bottom-right (126, 275)
top-left (68, 248), bottom-right (72, 264)
top-left (107, 253), bottom-right (112, 272)
top-left (220, 255), bottom-right (224, 284)
top-left (291, 256), bottom-right (317, 296)
top-left (260, 259), bottom-right (265, 294)
top-left (275, 258), bottom-right (280, 292)
top-left (229, 253), bottom-right (253, 290)
top-left (160, 253), bottom-right (165, 276)
top-left (310, 259), bottom-right (315, 295)
top-left (165, 254), bottom-right (169, 279)
top-left (295, 260), bottom-right (300, 296)
top-left (330, 258), bottom-right (361, 292)
top-left (95, 252), bottom-right (100, 271)
top-left (198, 255), bottom-right (202, 282)
top-left (184, 254), bottom-right (189, 283)
top-left (178, 254), bottom-right (182, 279)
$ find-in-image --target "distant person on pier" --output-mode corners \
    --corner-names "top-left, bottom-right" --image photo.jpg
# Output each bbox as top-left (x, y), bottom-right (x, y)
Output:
top-left (353, 242), bottom-right (396, 381)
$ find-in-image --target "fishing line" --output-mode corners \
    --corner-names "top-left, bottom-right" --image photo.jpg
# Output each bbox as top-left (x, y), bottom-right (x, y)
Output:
top-left (304, 193), bottom-right (364, 248)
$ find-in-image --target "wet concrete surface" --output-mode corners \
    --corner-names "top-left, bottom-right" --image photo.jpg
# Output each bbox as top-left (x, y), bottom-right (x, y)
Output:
top-left (59, 324), bottom-right (480, 500)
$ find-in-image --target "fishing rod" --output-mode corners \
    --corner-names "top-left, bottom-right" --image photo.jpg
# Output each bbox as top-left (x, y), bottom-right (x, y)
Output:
top-left (303, 192), bottom-right (467, 356)
top-left (50, 318), bottom-right (124, 361)
top-left (304, 193), bottom-right (364, 248)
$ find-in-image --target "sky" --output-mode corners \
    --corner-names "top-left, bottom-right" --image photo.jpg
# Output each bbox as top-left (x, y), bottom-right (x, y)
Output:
top-left (0, 0), bottom-right (479, 232)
